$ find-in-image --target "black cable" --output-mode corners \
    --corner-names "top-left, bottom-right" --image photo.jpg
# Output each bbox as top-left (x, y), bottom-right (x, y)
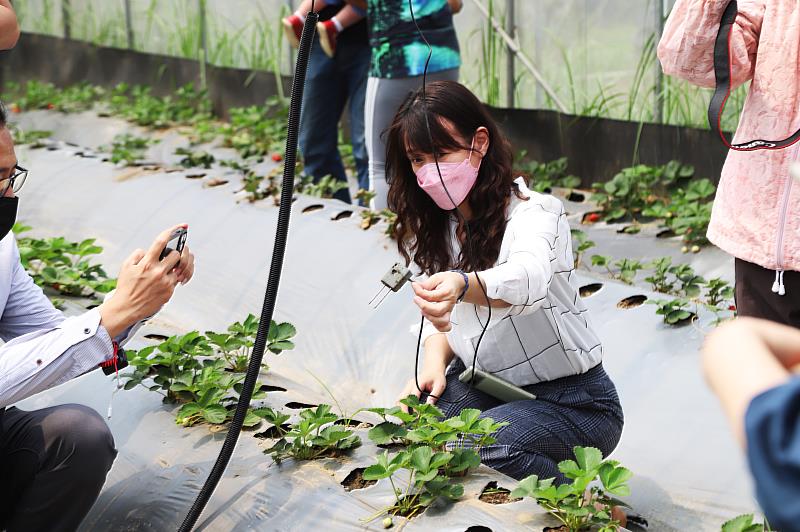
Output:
top-left (178, 5), bottom-right (318, 531)
top-left (408, 0), bottom-right (492, 405)
top-left (709, 0), bottom-right (800, 151)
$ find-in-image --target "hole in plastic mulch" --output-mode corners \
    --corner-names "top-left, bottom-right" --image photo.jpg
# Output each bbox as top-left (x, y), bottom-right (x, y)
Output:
top-left (656, 228), bottom-right (677, 239)
top-left (478, 481), bottom-right (520, 505)
top-left (257, 384), bottom-right (287, 393)
top-left (144, 333), bottom-right (170, 341)
top-left (333, 418), bottom-right (373, 429)
top-left (617, 295), bottom-right (648, 309)
top-left (579, 283), bottom-right (603, 298)
top-left (302, 204), bottom-right (324, 214)
top-left (341, 467), bottom-right (377, 492)
top-left (464, 527), bottom-right (493, 532)
top-left (255, 424), bottom-right (291, 439)
top-left (332, 210), bottom-right (353, 221)
top-left (284, 401), bottom-right (318, 410)
top-left (203, 178), bottom-right (228, 188)
top-left (566, 191), bottom-right (585, 203)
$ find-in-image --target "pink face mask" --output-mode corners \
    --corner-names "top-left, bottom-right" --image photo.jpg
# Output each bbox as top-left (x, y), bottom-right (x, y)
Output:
top-left (415, 137), bottom-right (482, 210)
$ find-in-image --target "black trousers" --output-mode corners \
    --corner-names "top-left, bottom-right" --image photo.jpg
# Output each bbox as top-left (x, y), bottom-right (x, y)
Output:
top-left (735, 258), bottom-right (800, 327)
top-left (0, 404), bottom-right (117, 532)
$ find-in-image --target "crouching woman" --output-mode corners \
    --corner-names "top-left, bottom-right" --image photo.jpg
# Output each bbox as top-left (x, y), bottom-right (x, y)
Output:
top-left (387, 81), bottom-right (624, 482)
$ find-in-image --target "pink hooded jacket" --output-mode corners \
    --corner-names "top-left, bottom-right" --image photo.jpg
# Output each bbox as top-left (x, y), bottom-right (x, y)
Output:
top-left (658, 0), bottom-right (800, 292)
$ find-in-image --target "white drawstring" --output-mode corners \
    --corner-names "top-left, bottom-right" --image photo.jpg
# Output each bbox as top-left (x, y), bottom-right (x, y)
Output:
top-left (772, 269), bottom-right (786, 296)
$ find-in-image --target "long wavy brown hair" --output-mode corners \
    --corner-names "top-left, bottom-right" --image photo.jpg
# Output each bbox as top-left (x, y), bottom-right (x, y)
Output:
top-left (385, 81), bottom-right (524, 276)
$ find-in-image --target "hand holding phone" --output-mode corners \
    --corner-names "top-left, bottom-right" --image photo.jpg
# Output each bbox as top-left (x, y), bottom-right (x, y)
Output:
top-left (159, 226), bottom-right (188, 264)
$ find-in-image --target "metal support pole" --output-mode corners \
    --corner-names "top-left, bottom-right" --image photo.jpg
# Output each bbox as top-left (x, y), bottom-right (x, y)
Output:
top-left (287, 0), bottom-right (296, 76)
top-left (199, 0), bottom-right (208, 89)
top-left (654, 0), bottom-right (666, 123)
top-left (472, 0), bottom-right (567, 113)
top-left (62, 0), bottom-right (71, 39)
top-left (505, 0), bottom-right (515, 108)
top-left (124, 0), bottom-right (135, 49)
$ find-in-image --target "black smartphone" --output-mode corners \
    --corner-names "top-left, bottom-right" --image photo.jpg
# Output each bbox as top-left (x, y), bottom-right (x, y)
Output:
top-left (159, 227), bottom-right (188, 262)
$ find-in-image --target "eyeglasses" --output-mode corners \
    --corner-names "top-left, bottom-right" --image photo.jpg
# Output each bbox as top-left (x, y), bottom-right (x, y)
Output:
top-left (0, 165), bottom-right (28, 197)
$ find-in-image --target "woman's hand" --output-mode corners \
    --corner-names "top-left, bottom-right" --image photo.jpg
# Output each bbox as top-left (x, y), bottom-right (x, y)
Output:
top-left (412, 271), bottom-right (465, 332)
top-left (398, 366), bottom-right (447, 412)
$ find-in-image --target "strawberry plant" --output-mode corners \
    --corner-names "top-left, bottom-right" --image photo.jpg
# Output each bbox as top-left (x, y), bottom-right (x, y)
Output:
top-left (644, 257), bottom-right (676, 294)
top-left (175, 147), bottom-right (215, 169)
top-left (265, 404), bottom-right (361, 463)
top-left (367, 396), bottom-right (506, 480)
top-left (514, 153), bottom-right (581, 192)
top-left (647, 297), bottom-right (695, 325)
top-left (297, 174), bottom-right (349, 199)
top-left (571, 229), bottom-right (596, 269)
top-left (9, 126), bottom-right (51, 147)
top-left (123, 315), bottom-right (295, 428)
top-left (510, 446), bottom-right (632, 532)
top-left (207, 314), bottom-right (296, 372)
top-left (14, 224), bottom-right (117, 302)
top-left (103, 134), bottom-right (151, 165)
top-left (590, 255), bottom-right (643, 285)
top-left (363, 445), bottom-right (464, 519)
top-left (721, 514), bottom-right (771, 532)
top-left (591, 161), bottom-right (715, 245)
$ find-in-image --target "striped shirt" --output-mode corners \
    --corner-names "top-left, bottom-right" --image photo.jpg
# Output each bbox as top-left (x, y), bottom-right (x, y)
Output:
top-left (0, 234), bottom-right (134, 408)
top-left (421, 178), bottom-right (603, 387)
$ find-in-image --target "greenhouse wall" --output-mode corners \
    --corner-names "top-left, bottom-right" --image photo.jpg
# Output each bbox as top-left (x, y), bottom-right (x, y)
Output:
top-left (0, 32), bottom-right (728, 183)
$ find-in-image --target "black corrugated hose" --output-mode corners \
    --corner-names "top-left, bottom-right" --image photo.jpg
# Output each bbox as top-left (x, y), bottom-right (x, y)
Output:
top-left (178, 9), bottom-right (319, 532)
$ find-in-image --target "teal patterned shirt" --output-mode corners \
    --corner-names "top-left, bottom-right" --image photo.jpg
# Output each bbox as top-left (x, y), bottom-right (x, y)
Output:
top-left (367, 0), bottom-right (461, 78)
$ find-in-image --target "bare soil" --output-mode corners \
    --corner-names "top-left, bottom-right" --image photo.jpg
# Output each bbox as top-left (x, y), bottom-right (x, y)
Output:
top-left (341, 468), bottom-right (377, 492)
top-left (478, 482), bottom-right (520, 505)
top-left (579, 283), bottom-right (603, 297)
top-left (617, 295), bottom-right (647, 309)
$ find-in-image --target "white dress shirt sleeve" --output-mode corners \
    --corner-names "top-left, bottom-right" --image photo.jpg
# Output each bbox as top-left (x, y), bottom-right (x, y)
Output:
top-left (478, 198), bottom-right (564, 318)
top-left (0, 244), bottom-right (115, 408)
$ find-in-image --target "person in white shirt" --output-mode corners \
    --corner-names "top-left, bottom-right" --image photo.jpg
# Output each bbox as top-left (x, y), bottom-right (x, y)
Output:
top-left (0, 103), bottom-right (196, 531)
top-left (386, 81), bottom-right (624, 482)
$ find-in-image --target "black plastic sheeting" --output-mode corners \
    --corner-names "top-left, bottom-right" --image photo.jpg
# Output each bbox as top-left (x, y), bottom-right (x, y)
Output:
top-left (9, 112), bottom-right (758, 531)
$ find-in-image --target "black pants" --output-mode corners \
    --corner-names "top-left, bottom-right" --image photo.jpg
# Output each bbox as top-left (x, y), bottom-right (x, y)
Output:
top-left (735, 258), bottom-right (800, 327)
top-left (0, 404), bottom-right (117, 532)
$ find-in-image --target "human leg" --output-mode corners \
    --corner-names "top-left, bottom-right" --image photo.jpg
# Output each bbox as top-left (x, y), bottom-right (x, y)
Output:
top-left (735, 258), bottom-right (800, 327)
top-left (0, 404), bottom-right (117, 532)
top-left (340, 42), bottom-right (371, 198)
top-left (422, 358), bottom-right (504, 417)
top-left (298, 41), bottom-right (352, 204)
top-left (471, 364), bottom-right (624, 482)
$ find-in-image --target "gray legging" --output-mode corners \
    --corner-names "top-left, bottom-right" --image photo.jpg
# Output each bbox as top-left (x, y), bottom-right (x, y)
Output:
top-left (365, 68), bottom-right (460, 210)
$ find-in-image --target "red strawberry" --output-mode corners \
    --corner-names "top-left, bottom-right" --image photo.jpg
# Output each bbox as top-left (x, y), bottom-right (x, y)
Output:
top-left (46, 103), bottom-right (55, 110)
top-left (728, 305), bottom-right (736, 311)
top-left (586, 213), bottom-right (600, 223)
top-left (271, 153), bottom-right (283, 162)
top-left (9, 103), bottom-right (20, 114)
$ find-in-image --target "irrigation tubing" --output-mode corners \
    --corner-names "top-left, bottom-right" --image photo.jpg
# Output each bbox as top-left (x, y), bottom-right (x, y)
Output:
top-left (178, 10), bottom-right (319, 532)
top-left (709, 0), bottom-right (800, 151)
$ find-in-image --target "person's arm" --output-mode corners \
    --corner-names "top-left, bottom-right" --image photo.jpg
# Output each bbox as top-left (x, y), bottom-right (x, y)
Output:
top-left (0, 226), bottom-right (193, 407)
top-left (398, 332), bottom-right (455, 409)
top-left (412, 198), bottom-right (562, 332)
top-left (0, 0), bottom-right (20, 50)
top-left (702, 317), bottom-right (800, 446)
top-left (657, 0), bottom-right (765, 89)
